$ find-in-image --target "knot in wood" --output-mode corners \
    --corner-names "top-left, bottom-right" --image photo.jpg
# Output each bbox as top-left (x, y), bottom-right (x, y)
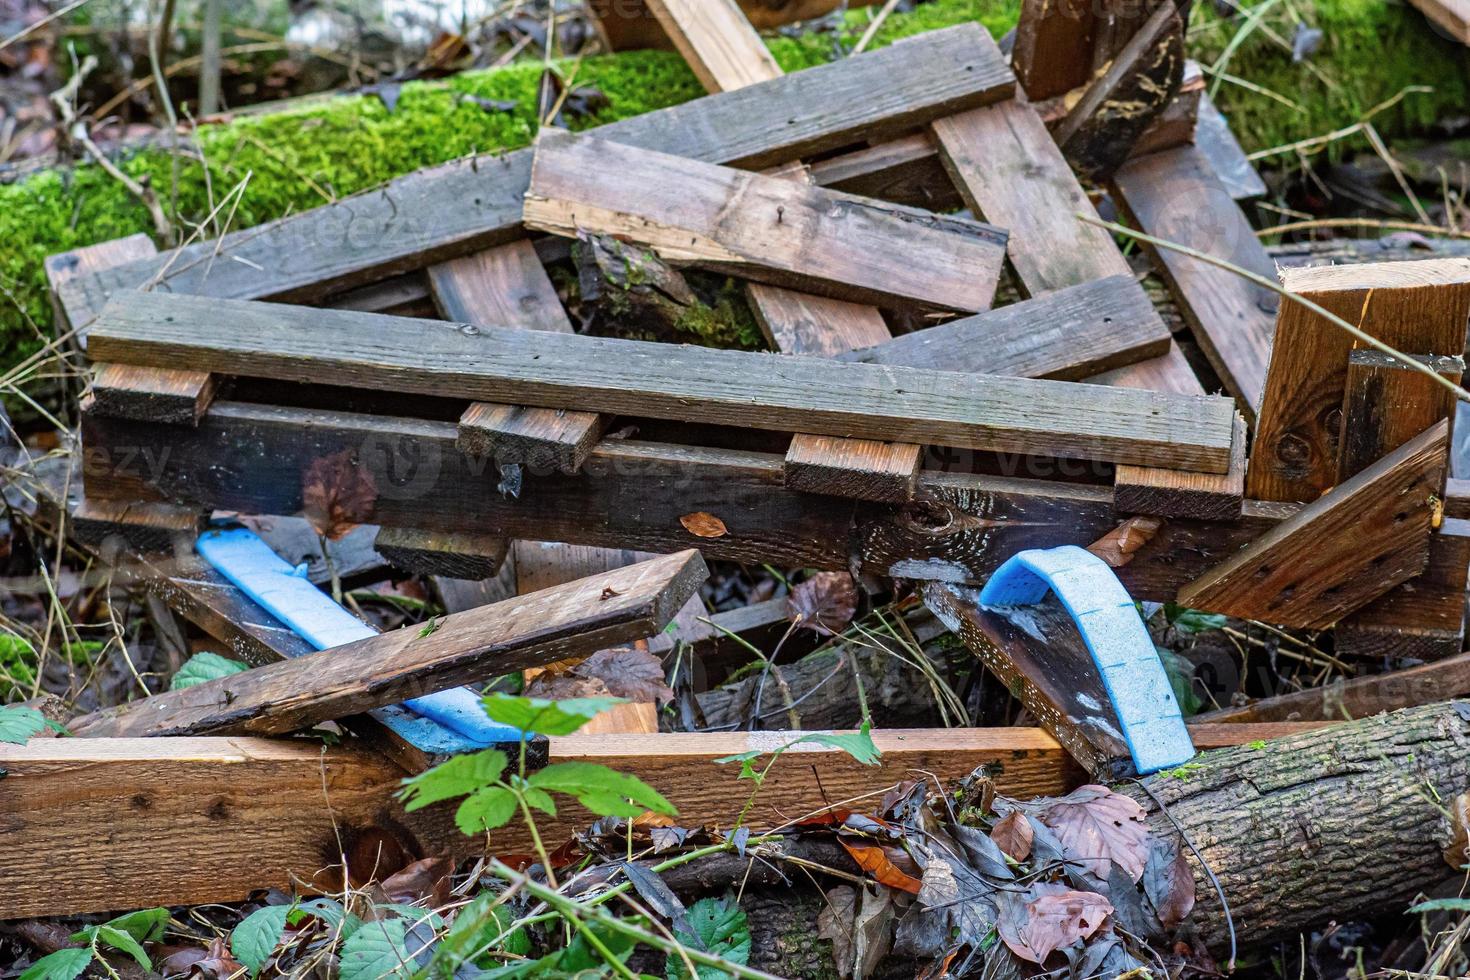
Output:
top-left (1274, 432), bottom-right (1314, 478)
top-left (899, 498), bottom-right (957, 534)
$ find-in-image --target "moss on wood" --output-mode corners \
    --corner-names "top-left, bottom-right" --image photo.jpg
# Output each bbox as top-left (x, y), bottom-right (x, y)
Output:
top-left (1, 0), bottom-right (1465, 371)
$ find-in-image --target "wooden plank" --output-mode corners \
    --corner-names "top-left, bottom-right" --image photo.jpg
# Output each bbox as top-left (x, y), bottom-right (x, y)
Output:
top-left (806, 131), bottom-right (962, 212)
top-left (1111, 145), bottom-right (1280, 419)
top-left (89, 293), bottom-right (1240, 473)
top-left (748, 285), bottom-right (891, 356)
top-left (1408, 0), bottom-right (1470, 45)
top-left (1334, 517), bottom-right (1470, 660)
top-left (524, 129), bottom-right (1009, 314)
top-left (923, 583), bottom-right (1134, 780)
top-left (1200, 650), bottom-right (1470, 724)
top-left (838, 275), bottom-right (1168, 381)
top-left (586, 0), bottom-right (882, 50)
top-left (70, 496), bottom-right (205, 555)
top-left (1178, 421), bottom-right (1450, 629)
top-left (458, 402), bottom-right (609, 474)
top-left (1246, 259), bottom-right (1470, 501)
top-left (0, 723), bottom-right (1324, 919)
top-left (70, 551), bottom-right (707, 738)
top-left (784, 437), bottom-right (923, 504)
top-left (1339, 350), bottom-right (1465, 483)
top-left (429, 242), bottom-right (608, 473)
top-left (44, 233), bottom-right (158, 343)
top-left (80, 402), bottom-right (1280, 601)
top-left (1011, 0), bottom-right (1097, 101)
top-left (644, 0), bottom-right (781, 92)
top-left (90, 363), bottom-right (217, 426)
top-left (1115, 413), bottom-right (1247, 520)
top-left (54, 24), bottom-right (1015, 329)
top-left (373, 526), bottom-right (510, 580)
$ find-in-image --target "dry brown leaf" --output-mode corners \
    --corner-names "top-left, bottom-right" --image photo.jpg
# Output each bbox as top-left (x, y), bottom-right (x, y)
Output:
top-left (1036, 784), bottom-right (1150, 881)
top-left (789, 571), bottom-right (859, 636)
top-left (1445, 792), bottom-right (1470, 870)
top-left (381, 855), bottom-right (453, 908)
top-left (301, 449), bottom-right (377, 540)
top-left (838, 838), bottom-right (923, 894)
top-left (1143, 838), bottom-right (1196, 931)
top-left (990, 810), bottom-right (1034, 862)
top-left (997, 881), bottom-right (1113, 963)
top-left (523, 672), bottom-right (612, 701)
top-left (680, 511), bottom-right (728, 538)
top-left (573, 647), bottom-right (675, 705)
top-left (1087, 517), bottom-right (1164, 569)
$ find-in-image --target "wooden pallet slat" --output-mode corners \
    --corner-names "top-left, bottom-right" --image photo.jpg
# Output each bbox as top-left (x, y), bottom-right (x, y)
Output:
top-left (88, 293), bottom-right (1239, 473)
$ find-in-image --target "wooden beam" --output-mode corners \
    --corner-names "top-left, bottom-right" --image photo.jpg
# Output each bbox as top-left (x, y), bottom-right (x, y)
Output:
top-left (44, 233), bottom-right (158, 343)
top-left (1247, 259), bottom-right (1470, 502)
top-left (1334, 516), bottom-right (1470, 660)
top-left (1115, 412), bottom-right (1247, 520)
top-left (1178, 420), bottom-right (1449, 629)
top-left (838, 275), bottom-right (1168, 381)
top-left (55, 24), bottom-right (1015, 329)
top-left (89, 363), bottom-right (217, 426)
top-left (70, 496), bottom-right (205, 555)
top-left (783, 437), bottom-right (923, 504)
top-left (70, 551), bottom-right (707, 738)
top-left (524, 130), bottom-right (1009, 314)
top-left (78, 402), bottom-right (1335, 609)
top-left (1199, 650), bottom-right (1470, 724)
top-left (1110, 144), bottom-right (1279, 420)
top-left (586, 0), bottom-right (883, 51)
top-left (1338, 350), bottom-right (1465, 483)
top-left (429, 242), bottom-right (607, 474)
top-left (1011, 0), bottom-right (1097, 101)
top-left (373, 526), bottom-right (510, 580)
top-left (88, 293), bottom-right (1240, 473)
top-left (644, 0), bottom-right (781, 91)
top-left (0, 723), bottom-right (1326, 919)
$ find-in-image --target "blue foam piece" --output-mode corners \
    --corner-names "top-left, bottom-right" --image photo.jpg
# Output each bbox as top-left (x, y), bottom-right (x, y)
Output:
top-left (979, 545), bottom-right (1195, 775)
top-left (195, 525), bottom-right (527, 747)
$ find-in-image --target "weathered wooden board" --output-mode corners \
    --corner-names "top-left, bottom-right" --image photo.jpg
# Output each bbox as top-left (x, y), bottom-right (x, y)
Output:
top-left (1115, 413), bottom-right (1247, 520)
top-left (1339, 350), bottom-right (1464, 483)
top-left (82, 401), bottom-right (1300, 603)
top-left (1011, 0), bottom-right (1097, 100)
top-left (1111, 145), bottom-right (1279, 419)
top-left (1247, 259), bottom-right (1470, 502)
top-left (373, 526), bottom-right (510, 580)
top-left (55, 25), bottom-right (1014, 329)
top-left (839, 275), bottom-right (1167, 382)
top-left (89, 293), bottom-right (1239, 473)
top-left (586, 0), bottom-right (883, 51)
top-left (1179, 421), bottom-right (1449, 629)
top-left (784, 437), bottom-right (924, 503)
top-left (0, 723), bottom-right (1323, 919)
top-left (644, 0), bottom-right (781, 91)
top-left (70, 496), bottom-right (205, 555)
top-left (44, 233), bottom-right (158, 341)
top-left (524, 129), bottom-right (1008, 314)
top-left (89, 363), bottom-right (217, 426)
top-left (1334, 517), bottom-right (1470, 660)
top-left (71, 551), bottom-right (706, 738)
top-left (429, 242), bottom-right (607, 473)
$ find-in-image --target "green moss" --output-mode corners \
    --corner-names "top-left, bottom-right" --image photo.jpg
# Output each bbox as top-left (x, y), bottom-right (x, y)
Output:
top-left (2, 0), bottom-right (1466, 374)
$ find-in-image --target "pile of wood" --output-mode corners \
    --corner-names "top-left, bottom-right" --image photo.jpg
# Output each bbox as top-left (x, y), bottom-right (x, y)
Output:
top-left (5, 0), bottom-right (1470, 935)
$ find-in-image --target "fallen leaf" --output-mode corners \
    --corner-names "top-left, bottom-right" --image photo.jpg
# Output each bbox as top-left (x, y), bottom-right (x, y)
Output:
top-left (680, 512), bottom-right (728, 538)
top-left (1087, 517), bottom-right (1163, 568)
top-left (1036, 785), bottom-right (1149, 881)
top-left (600, 586), bottom-right (623, 600)
top-left (302, 449), bottom-right (377, 540)
top-left (1445, 792), bottom-right (1470, 870)
top-left (817, 886), bottom-right (858, 979)
top-left (990, 810), bottom-right (1034, 862)
top-left (818, 884), bottom-right (894, 980)
top-left (573, 647), bottom-right (674, 705)
top-left (838, 839), bottom-right (923, 894)
top-left (1143, 838), bottom-right (1196, 931)
top-left (788, 571), bottom-right (858, 635)
top-left (381, 856), bottom-right (453, 909)
top-left (996, 881), bottom-right (1113, 964)
top-left (522, 672), bottom-right (611, 701)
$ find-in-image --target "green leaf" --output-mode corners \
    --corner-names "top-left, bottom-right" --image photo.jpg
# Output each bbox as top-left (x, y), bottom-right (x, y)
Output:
top-left (232, 905), bottom-right (292, 974)
top-left (340, 918), bottom-right (428, 980)
top-left (0, 705), bottom-right (47, 745)
top-left (376, 905), bottom-right (446, 930)
top-left (18, 948), bottom-right (93, 980)
top-left (400, 749), bottom-right (508, 811)
top-left (102, 907), bottom-right (169, 943)
top-left (482, 694), bottom-right (626, 736)
top-left (528, 761), bottom-right (676, 817)
top-left (456, 786), bottom-right (519, 834)
top-left (1158, 649), bottom-right (1203, 716)
top-left (432, 894), bottom-right (531, 978)
top-left (1410, 897), bottom-right (1470, 913)
top-left (92, 927), bottom-right (151, 971)
top-left (668, 897), bottom-right (751, 980)
top-left (418, 617), bottom-right (444, 638)
top-left (1164, 603), bottom-right (1228, 635)
top-left (170, 651), bottom-right (249, 690)
top-left (520, 785), bottom-right (557, 816)
top-left (798, 723), bottom-right (881, 765)
top-left (558, 921), bottom-right (638, 973)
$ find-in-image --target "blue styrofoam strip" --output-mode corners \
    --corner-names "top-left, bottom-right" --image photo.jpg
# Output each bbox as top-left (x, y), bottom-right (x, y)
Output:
top-left (978, 544), bottom-right (1195, 774)
top-left (196, 525), bottom-right (527, 747)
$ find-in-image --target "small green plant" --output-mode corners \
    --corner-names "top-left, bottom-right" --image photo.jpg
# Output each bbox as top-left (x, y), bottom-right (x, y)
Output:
top-left (170, 651), bottom-right (250, 690)
top-left (715, 722), bottom-right (882, 828)
top-left (19, 908), bottom-right (169, 980)
top-left (0, 704), bottom-right (49, 745)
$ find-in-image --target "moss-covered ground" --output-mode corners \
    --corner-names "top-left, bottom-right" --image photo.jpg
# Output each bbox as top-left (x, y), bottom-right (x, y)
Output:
top-left (1, 0), bottom-right (1466, 368)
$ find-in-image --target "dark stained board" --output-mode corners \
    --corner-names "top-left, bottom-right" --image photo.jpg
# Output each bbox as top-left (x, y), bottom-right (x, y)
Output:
top-left (88, 292), bottom-right (1240, 473)
top-left (71, 551), bottom-right (707, 738)
top-left (524, 129), bottom-right (1009, 314)
top-left (372, 526), bottom-right (510, 580)
top-left (89, 363), bottom-right (217, 426)
top-left (54, 24), bottom-right (1015, 328)
top-left (1115, 413), bottom-right (1247, 520)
